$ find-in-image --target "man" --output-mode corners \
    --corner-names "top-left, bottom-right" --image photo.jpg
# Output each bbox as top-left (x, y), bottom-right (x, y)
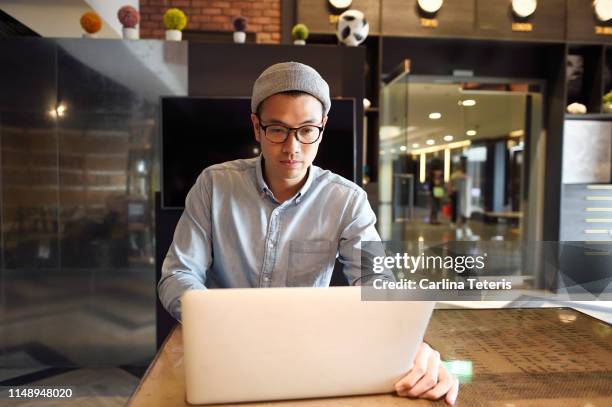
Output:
top-left (158, 62), bottom-right (458, 405)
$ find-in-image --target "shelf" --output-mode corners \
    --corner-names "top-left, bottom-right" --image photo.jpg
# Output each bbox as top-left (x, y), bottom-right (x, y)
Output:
top-left (565, 113), bottom-right (612, 120)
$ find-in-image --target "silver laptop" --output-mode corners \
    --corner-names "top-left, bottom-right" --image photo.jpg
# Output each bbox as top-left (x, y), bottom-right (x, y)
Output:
top-left (181, 286), bottom-right (435, 405)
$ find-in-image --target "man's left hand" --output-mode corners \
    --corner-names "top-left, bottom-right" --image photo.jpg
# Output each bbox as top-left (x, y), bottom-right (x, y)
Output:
top-left (394, 342), bottom-right (459, 405)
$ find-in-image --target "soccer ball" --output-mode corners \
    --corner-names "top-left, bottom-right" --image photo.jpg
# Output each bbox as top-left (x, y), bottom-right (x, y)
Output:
top-left (336, 9), bottom-right (369, 46)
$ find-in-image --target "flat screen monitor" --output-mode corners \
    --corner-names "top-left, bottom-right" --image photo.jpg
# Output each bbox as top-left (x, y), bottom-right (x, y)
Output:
top-left (161, 97), bottom-right (356, 208)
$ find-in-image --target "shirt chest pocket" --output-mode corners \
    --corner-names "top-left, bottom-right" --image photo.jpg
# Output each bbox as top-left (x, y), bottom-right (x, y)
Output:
top-left (287, 240), bottom-right (333, 287)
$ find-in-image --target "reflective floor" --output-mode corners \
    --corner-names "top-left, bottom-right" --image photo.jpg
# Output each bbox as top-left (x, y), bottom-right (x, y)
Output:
top-left (1, 269), bottom-right (155, 369)
top-left (382, 205), bottom-right (521, 243)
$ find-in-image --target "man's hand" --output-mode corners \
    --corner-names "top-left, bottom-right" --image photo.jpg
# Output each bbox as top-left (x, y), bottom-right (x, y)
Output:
top-left (394, 342), bottom-right (459, 405)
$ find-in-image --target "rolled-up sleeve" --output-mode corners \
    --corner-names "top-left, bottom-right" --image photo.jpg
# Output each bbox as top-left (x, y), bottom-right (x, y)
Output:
top-left (158, 171), bottom-right (212, 322)
top-left (337, 188), bottom-right (395, 285)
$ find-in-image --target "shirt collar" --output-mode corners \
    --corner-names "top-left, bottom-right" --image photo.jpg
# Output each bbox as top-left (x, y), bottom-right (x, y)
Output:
top-left (255, 154), bottom-right (269, 194)
top-left (255, 154), bottom-right (315, 205)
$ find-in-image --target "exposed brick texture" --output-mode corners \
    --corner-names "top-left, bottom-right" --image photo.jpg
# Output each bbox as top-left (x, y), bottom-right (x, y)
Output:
top-left (139, 0), bottom-right (281, 43)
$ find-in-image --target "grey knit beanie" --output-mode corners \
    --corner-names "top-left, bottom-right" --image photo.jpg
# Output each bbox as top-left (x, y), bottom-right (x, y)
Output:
top-left (251, 62), bottom-right (331, 115)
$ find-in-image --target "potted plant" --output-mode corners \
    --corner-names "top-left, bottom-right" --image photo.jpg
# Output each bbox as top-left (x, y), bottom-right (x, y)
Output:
top-left (163, 8), bottom-right (187, 41)
top-left (291, 23), bottom-right (309, 45)
top-left (232, 16), bottom-right (247, 43)
top-left (603, 90), bottom-right (612, 113)
top-left (80, 11), bottom-right (102, 38)
top-left (118, 5), bottom-right (140, 39)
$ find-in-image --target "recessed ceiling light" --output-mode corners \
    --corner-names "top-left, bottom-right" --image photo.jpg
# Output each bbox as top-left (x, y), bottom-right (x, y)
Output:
top-left (428, 112), bottom-right (442, 119)
top-left (443, 135), bottom-right (454, 142)
top-left (426, 139), bottom-right (435, 145)
top-left (390, 148), bottom-right (396, 154)
top-left (412, 143), bottom-right (420, 148)
top-left (461, 99), bottom-right (476, 107)
top-left (400, 145), bottom-right (407, 151)
top-left (466, 130), bottom-right (477, 136)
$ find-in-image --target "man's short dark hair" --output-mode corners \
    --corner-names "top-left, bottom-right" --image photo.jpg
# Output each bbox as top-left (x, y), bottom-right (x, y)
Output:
top-left (256, 90), bottom-right (325, 118)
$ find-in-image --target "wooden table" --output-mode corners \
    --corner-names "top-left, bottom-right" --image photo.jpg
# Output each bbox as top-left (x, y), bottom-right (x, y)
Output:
top-left (128, 308), bottom-right (612, 406)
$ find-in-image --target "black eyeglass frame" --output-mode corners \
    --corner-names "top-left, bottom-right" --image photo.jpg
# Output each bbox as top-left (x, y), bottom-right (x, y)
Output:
top-left (256, 115), bottom-right (325, 145)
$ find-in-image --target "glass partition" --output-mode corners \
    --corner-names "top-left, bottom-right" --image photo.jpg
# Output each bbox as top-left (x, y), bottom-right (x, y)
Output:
top-left (378, 72), bottom-right (560, 299)
top-left (0, 39), bottom-right (188, 379)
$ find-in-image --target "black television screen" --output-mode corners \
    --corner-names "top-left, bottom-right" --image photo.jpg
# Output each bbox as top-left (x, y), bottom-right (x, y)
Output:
top-left (161, 97), bottom-right (356, 208)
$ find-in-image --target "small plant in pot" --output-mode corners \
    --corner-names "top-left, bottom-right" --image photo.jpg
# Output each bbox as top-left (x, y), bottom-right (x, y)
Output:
top-left (291, 24), bottom-right (308, 45)
top-left (291, 23), bottom-right (309, 45)
top-left (604, 90), bottom-right (612, 113)
top-left (163, 8), bottom-right (187, 41)
top-left (80, 11), bottom-right (102, 38)
top-left (118, 5), bottom-right (140, 39)
top-left (232, 16), bottom-right (247, 43)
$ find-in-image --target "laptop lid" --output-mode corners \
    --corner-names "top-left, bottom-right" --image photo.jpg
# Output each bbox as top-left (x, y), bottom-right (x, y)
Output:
top-left (182, 286), bottom-right (435, 404)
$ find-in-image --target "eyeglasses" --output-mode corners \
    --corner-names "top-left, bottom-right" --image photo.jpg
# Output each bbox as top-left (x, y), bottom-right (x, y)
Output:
top-left (257, 117), bottom-right (324, 144)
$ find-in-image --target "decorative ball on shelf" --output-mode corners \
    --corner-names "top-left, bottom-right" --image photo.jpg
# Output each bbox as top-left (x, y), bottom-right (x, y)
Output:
top-left (80, 11), bottom-right (102, 37)
top-left (291, 23), bottom-right (309, 45)
top-left (336, 9), bottom-right (369, 47)
top-left (566, 102), bottom-right (587, 115)
top-left (232, 16), bottom-right (247, 32)
top-left (118, 5), bottom-right (140, 40)
top-left (163, 8), bottom-right (187, 41)
top-left (594, 0), bottom-right (612, 22)
top-left (118, 5), bottom-right (139, 27)
top-left (511, 0), bottom-right (537, 18)
top-left (232, 16), bottom-right (248, 43)
top-left (328, 0), bottom-right (352, 9)
top-left (418, 0), bottom-right (444, 14)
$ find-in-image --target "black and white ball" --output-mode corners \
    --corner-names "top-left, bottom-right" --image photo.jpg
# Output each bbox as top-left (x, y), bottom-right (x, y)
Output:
top-left (336, 9), bottom-right (369, 46)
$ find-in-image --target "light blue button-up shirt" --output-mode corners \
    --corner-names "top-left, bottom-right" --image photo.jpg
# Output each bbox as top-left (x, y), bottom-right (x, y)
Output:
top-left (158, 156), bottom-right (390, 321)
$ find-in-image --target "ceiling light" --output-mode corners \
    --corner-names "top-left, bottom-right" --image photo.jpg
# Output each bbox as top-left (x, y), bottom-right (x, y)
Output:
top-left (390, 148), bottom-right (397, 154)
top-left (443, 135), bottom-right (454, 142)
top-left (461, 99), bottom-right (476, 107)
top-left (400, 145), bottom-right (407, 151)
top-left (412, 143), bottom-right (420, 148)
top-left (426, 139), bottom-right (435, 145)
top-left (466, 130), bottom-right (477, 136)
top-left (49, 104), bottom-right (66, 118)
top-left (428, 112), bottom-right (442, 119)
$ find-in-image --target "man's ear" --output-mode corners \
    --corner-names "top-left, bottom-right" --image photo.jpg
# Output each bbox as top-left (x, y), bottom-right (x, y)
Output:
top-left (320, 115), bottom-right (329, 140)
top-left (251, 113), bottom-right (261, 142)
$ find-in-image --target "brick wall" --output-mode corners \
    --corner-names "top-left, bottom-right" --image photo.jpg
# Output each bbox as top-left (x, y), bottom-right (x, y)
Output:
top-left (139, 0), bottom-right (281, 43)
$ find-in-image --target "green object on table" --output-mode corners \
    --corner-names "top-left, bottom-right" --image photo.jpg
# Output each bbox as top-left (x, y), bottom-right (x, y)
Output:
top-left (442, 360), bottom-right (473, 384)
